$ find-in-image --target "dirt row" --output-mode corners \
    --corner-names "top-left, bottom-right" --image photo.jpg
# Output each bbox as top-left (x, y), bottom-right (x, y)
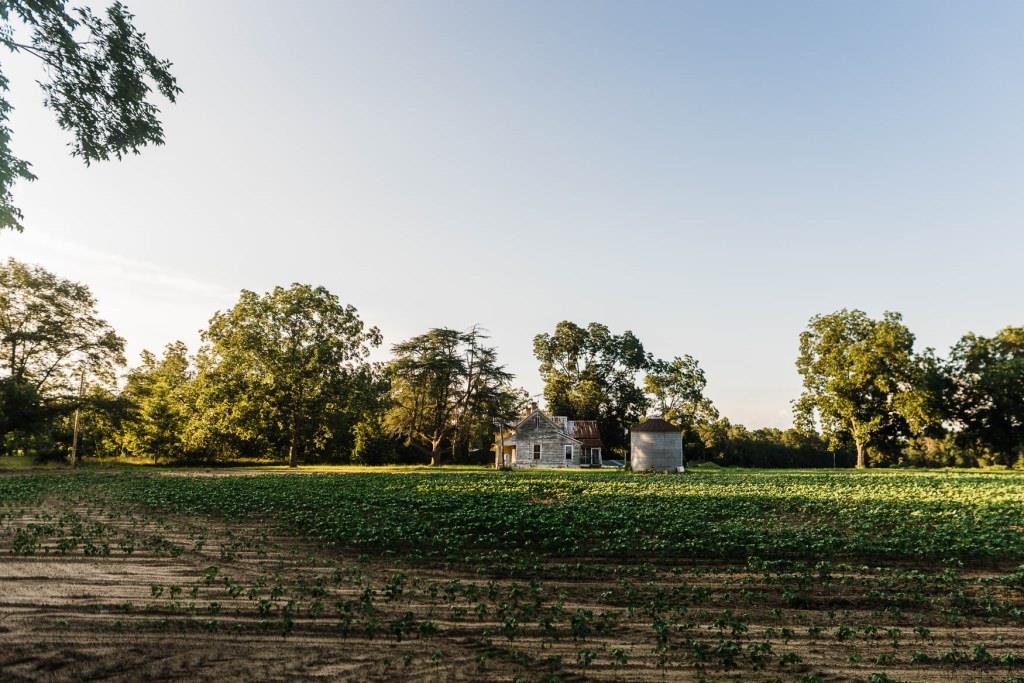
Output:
top-left (2, 497), bottom-right (1024, 681)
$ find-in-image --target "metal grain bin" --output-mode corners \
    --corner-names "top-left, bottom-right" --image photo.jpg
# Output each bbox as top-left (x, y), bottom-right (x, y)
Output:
top-left (630, 417), bottom-right (684, 472)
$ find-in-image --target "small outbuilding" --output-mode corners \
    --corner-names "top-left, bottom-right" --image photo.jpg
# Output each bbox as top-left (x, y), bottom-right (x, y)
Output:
top-left (630, 417), bottom-right (684, 472)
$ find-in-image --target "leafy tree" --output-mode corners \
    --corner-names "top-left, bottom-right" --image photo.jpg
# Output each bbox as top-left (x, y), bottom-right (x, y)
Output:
top-left (0, 374), bottom-right (50, 453)
top-left (180, 345), bottom-right (266, 460)
top-left (351, 413), bottom-right (398, 465)
top-left (386, 326), bottom-right (514, 465)
top-left (118, 341), bottom-right (192, 461)
top-left (0, 258), bottom-right (125, 392)
top-left (794, 309), bottom-right (919, 468)
top-left (49, 383), bottom-right (125, 460)
top-left (945, 326), bottom-right (1024, 465)
top-left (533, 321), bottom-right (649, 453)
top-left (902, 433), bottom-right (976, 468)
top-left (0, 1), bottom-right (179, 231)
top-left (197, 284), bottom-right (381, 467)
top-left (903, 348), bottom-right (952, 438)
top-left (349, 364), bottom-right (428, 466)
top-left (695, 417), bottom-right (851, 468)
top-left (644, 355), bottom-right (718, 460)
top-left (0, 258), bottom-right (124, 453)
top-left (644, 355), bottom-right (718, 427)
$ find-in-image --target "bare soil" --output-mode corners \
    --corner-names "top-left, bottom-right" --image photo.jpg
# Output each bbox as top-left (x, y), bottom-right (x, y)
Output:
top-left (2, 495), bottom-right (1024, 682)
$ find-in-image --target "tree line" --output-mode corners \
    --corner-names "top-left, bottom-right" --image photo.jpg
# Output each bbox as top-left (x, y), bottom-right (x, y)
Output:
top-left (0, 259), bottom-right (713, 466)
top-left (796, 309), bottom-right (1024, 468)
top-left (0, 259), bottom-right (518, 465)
top-left (1, 259), bottom-right (1021, 468)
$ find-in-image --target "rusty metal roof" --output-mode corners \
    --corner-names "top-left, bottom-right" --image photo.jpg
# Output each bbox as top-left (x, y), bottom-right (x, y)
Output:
top-left (569, 420), bottom-right (602, 446)
top-left (631, 417), bottom-right (680, 433)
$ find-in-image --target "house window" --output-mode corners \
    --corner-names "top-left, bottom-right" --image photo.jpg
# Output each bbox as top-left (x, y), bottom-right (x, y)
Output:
top-left (533, 444), bottom-right (541, 460)
top-left (591, 447), bottom-right (601, 461)
top-left (565, 445), bottom-right (573, 460)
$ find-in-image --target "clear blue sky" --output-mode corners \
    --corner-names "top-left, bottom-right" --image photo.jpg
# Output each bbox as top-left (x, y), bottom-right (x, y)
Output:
top-left (4, 1), bottom-right (1023, 428)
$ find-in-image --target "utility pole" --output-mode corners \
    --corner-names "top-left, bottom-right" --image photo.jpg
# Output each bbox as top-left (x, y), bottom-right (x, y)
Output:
top-left (69, 367), bottom-right (86, 468)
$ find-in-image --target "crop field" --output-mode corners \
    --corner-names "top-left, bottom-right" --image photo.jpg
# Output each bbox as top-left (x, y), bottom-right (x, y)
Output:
top-left (2, 467), bottom-right (1024, 682)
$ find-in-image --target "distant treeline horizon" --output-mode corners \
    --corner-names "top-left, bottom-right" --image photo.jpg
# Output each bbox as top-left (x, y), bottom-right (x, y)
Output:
top-left (1, 257), bottom-right (1021, 470)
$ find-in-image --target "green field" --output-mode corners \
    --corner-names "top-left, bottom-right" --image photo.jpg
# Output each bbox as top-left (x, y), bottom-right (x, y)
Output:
top-left (5, 466), bottom-right (1024, 564)
top-left (3, 466), bottom-right (1024, 681)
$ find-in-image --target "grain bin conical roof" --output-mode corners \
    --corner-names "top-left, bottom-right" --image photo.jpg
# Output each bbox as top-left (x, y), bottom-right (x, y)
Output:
top-left (631, 417), bottom-right (680, 432)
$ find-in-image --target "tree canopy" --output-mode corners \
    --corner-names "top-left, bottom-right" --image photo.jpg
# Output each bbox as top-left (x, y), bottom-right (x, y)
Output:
top-left (533, 321), bottom-right (649, 452)
top-left (944, 326), bottom-right (1024, 465)
top-left (0, 258), bottom-right (124, 454)
top-left (795, 309), bottom-right (919, 468)
top-left (117, 341), bottom-right (191, 461)
top-left (0, 0), bottom-right (179, 230)
top-left (386, 326), bottom-right (516, 466)
top-left (643, 355), bottom-right (718, 429)
top-left (0, 258), bottom-right (125, 394)
top-left (196, 284), bottom-right (381, 467)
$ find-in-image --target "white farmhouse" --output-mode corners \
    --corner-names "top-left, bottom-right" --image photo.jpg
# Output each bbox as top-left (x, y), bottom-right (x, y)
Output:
top-left (495, 409), bottom-right (603, 468)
